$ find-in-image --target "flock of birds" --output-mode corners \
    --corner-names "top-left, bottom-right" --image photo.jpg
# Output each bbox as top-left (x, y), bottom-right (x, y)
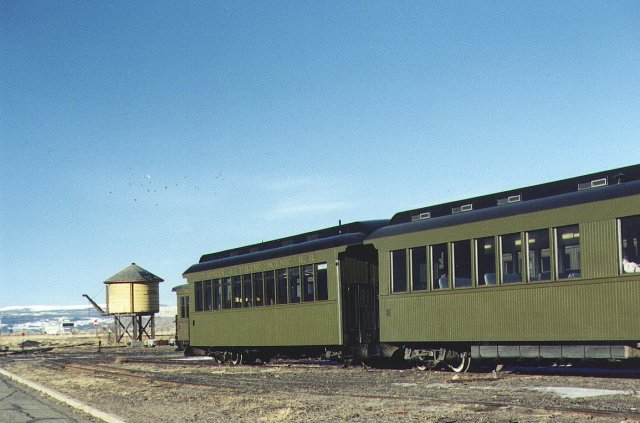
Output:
top-left (106, 169), bottom-right (224, 207)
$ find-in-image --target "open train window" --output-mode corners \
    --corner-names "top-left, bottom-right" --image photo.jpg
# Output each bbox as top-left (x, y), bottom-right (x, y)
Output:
top-left (476, 237), bottom-right (496, 286)
top-left (453, 240), bottom-right (472, 288)
top-left (289, 267), bottom-right (301, 303)
top-left (303, 265), bottom-right (315, 302)
top-left (410, 246), bottom-right (428, 291)
top-left (431, 243), bottom-right (449, 289)
top-left (264, 271), bottom-right (276, 305)
top-left (253, 273), bottom-right (264, 306)
top-left (527, 229), bottom-right (551, 282)
top-left (242, 274), bottom-right (253, 307)
top-left (391, 249), bottom-right (407, 293)
top-left (276, 269), bottom-right (288, 304)
top-left (316, 263), bottom-right (328, 301)
top-left (501, 233), bottom-right (523, 284)
top-left (621, 215), bottom-right (640, 274)
top-left (556, 225), bottom-right (581, 279)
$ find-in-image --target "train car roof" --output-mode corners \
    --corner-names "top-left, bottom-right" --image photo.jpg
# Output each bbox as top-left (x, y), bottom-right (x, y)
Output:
top-left (389, 164), bottom-right (640, 225)
top-left (171, 284), bottom-right (189, 292)
top-left (367, 178), bottom-right (640, 241)
top-left (183, 220), bottom-right (389, 276)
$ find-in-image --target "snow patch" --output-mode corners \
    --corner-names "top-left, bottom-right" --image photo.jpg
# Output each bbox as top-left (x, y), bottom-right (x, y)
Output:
top-left (531, 387), bottom-right (635, 399)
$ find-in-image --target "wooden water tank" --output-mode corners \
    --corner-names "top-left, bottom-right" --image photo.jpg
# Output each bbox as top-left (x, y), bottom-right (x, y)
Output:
top-left (104, 263), bottom-right (164, 315)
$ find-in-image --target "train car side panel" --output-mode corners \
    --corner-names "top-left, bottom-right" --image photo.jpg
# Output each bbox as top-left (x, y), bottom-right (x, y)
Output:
top-left (378, 277), bottom-right (640, 342)
top-left (186, 248), bottom-right (343, 349)
top-left (190, 301), bottom-right (339, 347)
top-left (370, 192), bottom-right (640, 346)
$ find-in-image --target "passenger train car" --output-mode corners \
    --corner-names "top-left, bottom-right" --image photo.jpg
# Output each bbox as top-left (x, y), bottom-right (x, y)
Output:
top-left (171, 284), bottom-right (190, 349)
top-left (180, 221), bottom-right (388, 363)
top-left (179, 165), bottom-right (640, 370)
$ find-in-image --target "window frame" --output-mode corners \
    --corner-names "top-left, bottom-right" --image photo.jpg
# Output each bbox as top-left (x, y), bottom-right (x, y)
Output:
top-left (500, 232), bottom-right (524, 284)
top-left (430, 243), bottom-right (450, 290)
top-left (619, 215), bottom-right (640, 276)
top-left (316, 262), bottom-right (328, 301)
top-left (242, 274), bottom-right (253, 307)
top-left (390, 249), bottom-right (408, 293)
top-left (276, 268), bottom-right (288, 304)
top-left (253, 272), bottom-right (264, 307)
top-left (525, 229), bottom-right (552, 283)
top-left (194, 281), bottom-right (203, 311)
top-left (452, 239), bottom-right (473, 289)
top-left (476, 236), bottom-right (497, 287)
top-left (555, 224), bottom-right (581, 280)
top-left (288, 266), bottom-right (301, 304)
top-left (302, 264), bottom-right (315, 302)
top-left (410, 246), bottom-right (428, 291)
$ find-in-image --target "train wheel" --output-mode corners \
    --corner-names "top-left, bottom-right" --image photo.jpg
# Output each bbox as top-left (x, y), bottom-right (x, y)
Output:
top-left (448, 353), bottom-right (471, 373)
top-left (230, 352), bottom-right (243, 365)
top-left (415, 357), bottom-right (430, 371)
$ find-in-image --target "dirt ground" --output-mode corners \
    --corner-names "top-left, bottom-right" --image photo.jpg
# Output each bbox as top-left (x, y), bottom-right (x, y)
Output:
top-left (1, 335), bottom-right (640, 422)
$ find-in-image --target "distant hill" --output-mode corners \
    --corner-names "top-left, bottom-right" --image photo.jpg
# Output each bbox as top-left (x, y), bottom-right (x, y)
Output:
top-left (0, 304), bottom-right (177, 334)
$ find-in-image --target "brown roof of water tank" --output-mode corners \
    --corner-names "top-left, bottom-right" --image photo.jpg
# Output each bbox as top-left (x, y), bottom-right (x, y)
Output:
top-left (103, 263), bottom-right (164, 284)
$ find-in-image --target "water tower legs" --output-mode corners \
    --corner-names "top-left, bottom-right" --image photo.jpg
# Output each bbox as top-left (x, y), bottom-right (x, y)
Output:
top-left (113, 314), bottom-right (156, 343)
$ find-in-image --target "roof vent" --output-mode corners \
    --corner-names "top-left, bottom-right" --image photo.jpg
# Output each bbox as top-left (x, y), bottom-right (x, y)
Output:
top-left (452, 204), bottom-right (473, 214)
top-left (578, 178), bottom-right (607, 191)
top-left (497, 194), bottom-right (522, 205)
top-left (411, 212), bottom-right (431, 222)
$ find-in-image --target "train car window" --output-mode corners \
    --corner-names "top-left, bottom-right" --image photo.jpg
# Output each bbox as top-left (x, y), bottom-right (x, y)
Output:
top-left (276, 269), bottom-right (288, 304)
top-left (316, 262), bottom-right (328, 300)
top-left (410, 247), bottom-right (428, 291)
top-left (253, 273), bottom-right (264, 306)
top-left (501, 233), bottom-right (523, 284)
top-left (303, 265), bottom-right (315, 302)
top-left (527, 229), bottom-right (551, 282)
top-left (180, 296), bottom-right (186, 318)
top-left (213, 279), bottom-right (222, 310)
top-left (431, 243), bottom-right (449, 289)
top-left (232, 276), bottom-right (242, 308)
top-left (556, 225), bottom-right (581, 279)
top-left (620, 215), bottom-right (640, 274)
top-left (222, 277), bottom-right (232, 309)
top-left (289, 267), bottom-right (301, 303)
top-left (264, 271), bottom-right (276, 305)
top-left (242, 274), bottom-right (253, 307)
top-left (194, 281), bottom-right (203, 311)
top-left (391, 249), bottom-right (408, 293)
top-left (203, 280), bottom-right (213, 311)
top-left (476, 237), bottom-right (496, 286)
top-left (453, 240), bottom-right (472, 288)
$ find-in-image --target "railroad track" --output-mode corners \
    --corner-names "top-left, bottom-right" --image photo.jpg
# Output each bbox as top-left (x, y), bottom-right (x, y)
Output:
top-left (34, 357), bottom-right (640, 421)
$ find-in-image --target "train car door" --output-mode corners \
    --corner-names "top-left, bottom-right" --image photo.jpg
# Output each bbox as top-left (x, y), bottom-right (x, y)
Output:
top-left (339, 245), bottom-right (379, 349)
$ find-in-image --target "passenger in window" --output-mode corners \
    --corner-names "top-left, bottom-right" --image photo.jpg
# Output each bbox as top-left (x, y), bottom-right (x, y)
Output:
top-left (623, 258), bottom-right (640, 273)
top-left (620, 216), bottom-right (640, 273)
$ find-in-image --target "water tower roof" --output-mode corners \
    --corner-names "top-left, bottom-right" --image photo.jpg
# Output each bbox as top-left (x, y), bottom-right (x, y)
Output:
top-left (104, 263), bottom-right (164, 284)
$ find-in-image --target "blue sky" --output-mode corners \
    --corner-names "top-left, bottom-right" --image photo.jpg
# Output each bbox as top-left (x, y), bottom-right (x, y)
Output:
top-left (1, 1), bottom-right (639, 307)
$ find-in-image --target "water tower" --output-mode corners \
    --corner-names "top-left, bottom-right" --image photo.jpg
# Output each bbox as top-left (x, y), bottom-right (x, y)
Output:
top-left (104, 263), bottom-right (164, 343)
